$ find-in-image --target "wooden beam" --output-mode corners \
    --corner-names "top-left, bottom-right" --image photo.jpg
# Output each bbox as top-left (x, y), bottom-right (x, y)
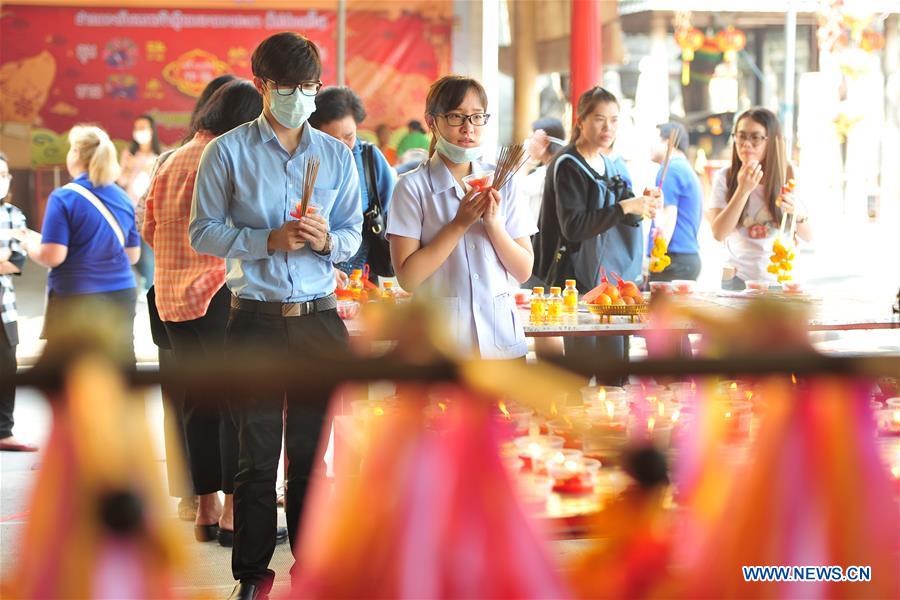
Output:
top-left (513, 0), bottom-right (539, 143)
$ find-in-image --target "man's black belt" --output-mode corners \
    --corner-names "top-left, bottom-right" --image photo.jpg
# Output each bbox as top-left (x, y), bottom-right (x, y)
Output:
top-left (230, 294), bottom-right (337, 317)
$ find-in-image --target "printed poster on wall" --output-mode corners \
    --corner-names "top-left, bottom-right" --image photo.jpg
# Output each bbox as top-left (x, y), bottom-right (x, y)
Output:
top-left (0, 4), bottom-right (451, 166)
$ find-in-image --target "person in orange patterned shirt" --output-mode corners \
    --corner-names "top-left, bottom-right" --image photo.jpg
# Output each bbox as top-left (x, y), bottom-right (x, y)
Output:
top-left (143, 80), bottom-right (281, 549)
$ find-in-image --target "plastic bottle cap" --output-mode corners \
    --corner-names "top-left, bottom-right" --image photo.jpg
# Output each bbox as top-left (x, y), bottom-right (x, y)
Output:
top-left (532, 287), bottom-right (544, 294)
top-left (565, 280), bottom-right (577, 287)
top-left (383, 281), bottom-right (393, 288)
top-left (550, 287), bottom-right (561, 294)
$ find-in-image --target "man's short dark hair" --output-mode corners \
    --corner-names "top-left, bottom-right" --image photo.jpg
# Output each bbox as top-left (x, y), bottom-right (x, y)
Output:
top-left (308, 86), bottom-right (366, 128)
top-left (658, 122), bottom-right (690, 154)
top-left (251, 32), bottom-right (321, 85)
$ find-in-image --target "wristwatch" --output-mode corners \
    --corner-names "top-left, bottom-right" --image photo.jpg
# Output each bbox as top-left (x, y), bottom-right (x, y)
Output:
top-left (313, 232), bottom-right (333, 256)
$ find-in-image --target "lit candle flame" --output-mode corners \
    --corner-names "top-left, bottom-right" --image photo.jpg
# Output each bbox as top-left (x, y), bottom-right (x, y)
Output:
top-left (671, 408), bottom-right (680, 423)
top-left (647, 417), bottom-right (656, 434)
top-left (791, 373), bottom-right (798, 385)
top-left (598, 387), bottom-right (606, 402)
top-left (374, 407), bottom-right (385, 417)
top-left (658, 402), bottom-right (666, 417)
top-left (730, 382), bottom-right (737, 391)
top-left (725, 411), bottom-right (733, 419)
top-left (646, 395), bottom-right (657, 405)
top-left (438, 402), bottom-right (447, 413)
top-left (498, 401), bottom-right (510, 419)
top-left (690, 381), bottom-right (696, 393)
top-left (745, 391), bottom-right (754, 402)
top-left (550, 401), bottom-right (558, 416)
top-left (605, 400), bottom-right (615, 420)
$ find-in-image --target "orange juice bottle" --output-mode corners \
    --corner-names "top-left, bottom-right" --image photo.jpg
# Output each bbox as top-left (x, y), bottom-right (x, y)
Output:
top-left (347, 269), bottom-right (363, 300)
top-left (530, 286), bottom-right (547, 324)
top-left (547, 287), bottom-right (563, 323)
top-left (381, 281), bottom-right (396, 303)
top-left (563, 279), bottom-right (578, 314)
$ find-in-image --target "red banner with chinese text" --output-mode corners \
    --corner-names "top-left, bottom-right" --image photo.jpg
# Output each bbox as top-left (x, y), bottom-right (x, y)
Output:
top-left (0, 4), bottom-right (451, 165)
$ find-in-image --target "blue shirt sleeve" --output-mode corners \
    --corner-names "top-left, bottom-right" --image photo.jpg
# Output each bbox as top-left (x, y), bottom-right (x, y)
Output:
top-left (372, 145), bottom-right (396, 215)
top-left (40, 193), bottom-right (70, 246)
top-left (189, 140), bottom-right (272, 260)
top-left (322, 147), bottom-right (363, 264)
top-left (121, 189), bottom-right (141, 248)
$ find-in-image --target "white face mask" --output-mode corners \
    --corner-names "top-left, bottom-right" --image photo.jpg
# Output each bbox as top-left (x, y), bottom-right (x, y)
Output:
top-left (434, 136), bottom-right (482, 164)
top-left (269, 91), bottom-right (317, 129)
top-left (0, 178), bottom-right (9, 200)
top-left (133, 129), bottom-right (152, 145)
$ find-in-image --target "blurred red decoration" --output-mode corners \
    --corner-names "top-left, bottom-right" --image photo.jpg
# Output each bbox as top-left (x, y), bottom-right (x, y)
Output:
top-left (861, 30), bottom-right (885, 53)
top-left (715, 26), bottom-right (747, 62)
top-left (675, 27), bottom-right (705, 85)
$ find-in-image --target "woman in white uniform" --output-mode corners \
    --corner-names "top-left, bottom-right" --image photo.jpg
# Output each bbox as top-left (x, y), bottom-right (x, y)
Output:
top-left (387, 75), bottom-right (537, 359)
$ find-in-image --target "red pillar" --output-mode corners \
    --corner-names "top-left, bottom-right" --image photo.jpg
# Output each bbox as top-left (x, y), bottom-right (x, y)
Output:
top-left (570, 0), bottom-right (603, 115)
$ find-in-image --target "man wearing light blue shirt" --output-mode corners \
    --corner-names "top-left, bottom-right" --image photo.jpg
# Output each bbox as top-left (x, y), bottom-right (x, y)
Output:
top-left (189, 32), bottom-right (361, 600)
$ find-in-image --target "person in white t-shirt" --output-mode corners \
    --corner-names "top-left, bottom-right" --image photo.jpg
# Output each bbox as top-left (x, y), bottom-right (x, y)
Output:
top-left (708, 107), bottom-right (812, 290)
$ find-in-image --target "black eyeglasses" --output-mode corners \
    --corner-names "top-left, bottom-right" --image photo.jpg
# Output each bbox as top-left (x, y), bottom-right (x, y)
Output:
top-left (439, 112), bottom-right (490, 127)
top-left (731, 132), bottom-right (768, 147)
top-left (267, 79), bottom-right (323, 97)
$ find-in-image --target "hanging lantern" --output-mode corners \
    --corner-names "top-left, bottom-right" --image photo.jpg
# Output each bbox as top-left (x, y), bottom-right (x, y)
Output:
top-left (675, 27), bottom-right (705, 86)
top-left (715, 26), bottom-right (747, 63)
top-left (860, 30), bottom-right (885, 53)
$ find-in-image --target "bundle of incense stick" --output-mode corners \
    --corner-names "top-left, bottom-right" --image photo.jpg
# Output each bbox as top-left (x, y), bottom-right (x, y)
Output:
top-left (657, 127), bottom-right (680, 189)
top-left (490, 143), bottom-right (528, 192)
top-left (773, 136), bottom-right (793, 237)
top-left (299, 157), bottom-right (320, 217)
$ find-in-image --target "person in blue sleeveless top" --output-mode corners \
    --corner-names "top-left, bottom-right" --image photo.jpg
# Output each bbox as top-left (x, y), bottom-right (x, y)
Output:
top-left (647, 122), bottom-right (703, 281)
top-left (533, 87), bottom-right (657, 385)
top-left (17, 125), bottom-right (140, 363)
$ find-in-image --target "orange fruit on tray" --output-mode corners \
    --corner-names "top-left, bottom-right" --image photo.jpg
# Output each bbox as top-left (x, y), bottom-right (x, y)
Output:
top-left (613, 298), bottom-right (626, 306)
top-left (619, 281), bottom-right (640, 298)
top-left (604, 284), bottom-right (620, 302)
top-left (593, 293), bottom-right (612, 306)
top-left (623, 296), bottom-right (635, 305)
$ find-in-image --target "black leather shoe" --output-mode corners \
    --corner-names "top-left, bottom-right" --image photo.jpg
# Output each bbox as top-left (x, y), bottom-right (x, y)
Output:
top-left (275, 526), bottom-right (288, 545)
top-left (194, 523), bottom-right (219, 542)
top-left (219, 526), bottom-right (288, 548)
top-left (226, 581), bottom-right (270, 600)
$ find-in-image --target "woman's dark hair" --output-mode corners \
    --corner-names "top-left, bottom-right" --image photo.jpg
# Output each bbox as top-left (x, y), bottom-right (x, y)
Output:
top-left (128, 114), bottom-right (162, 155)
top-left (726, 107), bottom-right (789, 224)
top-left (251, 31), bottom-right (321, 85)
top-left (308, 86), bottom-right (366, 128)
top-left (182, 74), bottom-right (237, 143)
top-left (571, 86), bottom-right (618, 145)
top-left (191, 80), bottom-right (263, 136)
top-left (424, 75), bottom-right (488, 156)
top-left (407, 120), bottom-right (425, 133)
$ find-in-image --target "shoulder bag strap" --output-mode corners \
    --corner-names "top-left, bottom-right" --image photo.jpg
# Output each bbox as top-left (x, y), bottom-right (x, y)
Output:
top-left (63, 182), bottom-right (125, 247)
top-left (362, 143), bottom-right (381, 212)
